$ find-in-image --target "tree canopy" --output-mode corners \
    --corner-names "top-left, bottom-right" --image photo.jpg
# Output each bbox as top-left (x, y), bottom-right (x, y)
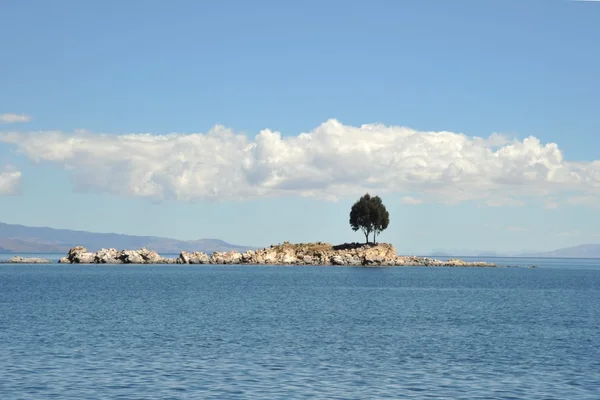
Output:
top-left (349, 193), bottom-right (390, 244)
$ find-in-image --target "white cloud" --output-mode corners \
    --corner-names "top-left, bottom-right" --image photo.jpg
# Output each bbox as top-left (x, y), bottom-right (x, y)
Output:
top-left (484, 224), bottom-right (527, 232)
top-left (558, 230), bottom-right (581, 237)
top-left (486, 198), bottom-right (525, 207)
top-left (400, 196), bottom-right (423, 205)
top-left (544, 199), bottom-right (559, 210)
top-left (0, 113), bottom-right (31, 124)
top-left (567, 196), bottom-right (599, 208)
top-left (1, 119), bottom-right (600, 204)
top-left (0, 166), bottom-right (21, 195)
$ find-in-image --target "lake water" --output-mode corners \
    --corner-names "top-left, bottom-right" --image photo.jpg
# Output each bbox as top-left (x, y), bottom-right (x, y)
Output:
top-left (1, 260), bottom-right (599, 399)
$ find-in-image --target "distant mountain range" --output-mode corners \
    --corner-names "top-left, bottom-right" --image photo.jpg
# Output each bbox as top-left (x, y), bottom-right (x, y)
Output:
top-left (2, 221), bottom-right (599, 258)
top-left (518, 245), bottom-right (600, 259)
top-left (430, 244), bottom-right (600, 259)
top-left (0, 222), bottom-right (255, 254)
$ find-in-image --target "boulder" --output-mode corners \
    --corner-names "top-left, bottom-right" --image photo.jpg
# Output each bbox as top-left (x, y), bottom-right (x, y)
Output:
top-left (137, 248), bottom-right (163, 263)
top-left (241, 251), bottom-right (257, 264)
top-left (345, 255), bottom-right (363, 266)
top-left (262, 249), bottom-right (278, 264)
top-left (280, 249), bottom-right (298, 264)
top-left (362, 244), bottom-right (396, 265)
top-left (331, 255), bottom-right (345, 265)
top-left (95, 248), bottom-right (122, 264)
top-left (210, 251), bottom-right (242, 264)
top-left (120, 250), bottom-right (145, 264)
top-left (177, 251), bottom-right (209, 264)
top-left (68, 246), bottom-right (87, 260)
top-left (177, 251), bottom-right (190, 264)
top-left (67, 246), bottom-right (96, 264)
top-left (70, 247), bottom-right (96, 263)
top-left (302, 255), bottom-right (313, 265)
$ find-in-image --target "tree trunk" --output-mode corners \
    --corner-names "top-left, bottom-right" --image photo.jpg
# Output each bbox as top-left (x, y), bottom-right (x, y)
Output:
top-left (373, 231), bottom-right (377, 244)
top-left (364, 231), bottom-right (369, 244)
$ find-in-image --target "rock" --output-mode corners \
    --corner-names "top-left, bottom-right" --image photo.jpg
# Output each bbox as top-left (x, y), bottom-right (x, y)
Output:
top-left (68, 246), bottom-right (87, 259)
top-left (392, 255), bottom-right (496, 267)
top-left (210, 251), bottom-right (242, 264)
top-left (362, 244), bottom-right (396, 265)
top-left (177, 251), bottom-right (190, 264)
top-left (302, 255), bottom-right (313, 264)
top-left (263, 249), bottom-right (278, 264)
top-left (61, 247), bottom-right (175, 265)
top-left (177, 251), bottom-right (209, 264)
top-left (345, 255), bottom-right (362, 266)
top-left (95, 248), bottom-right (122, 264)
top-left (67, 246), bottom-right (96, 264)
top-left (331, 255), bottom-right (345, 265)
top-left (446, 258), bottom-right (468, 267)
top-left (71, 249), bottom-right (96, 264)
top-left (121, 250), bottom-right (145, 264)
top-left (394, 257), bottom-right (406, 266)
top-left (117, 248), bottom-right (168, 264)
top-left (137, 248), bottom-right (164, 263)
top-left (280, 249), bottom-right (298, 264)
top-left (2, 256), bottom-right (52, 264)
top-left (61, 242), bottom-right (496, 268)
top-left (241, 251), bottom-right (256, 264)
top-left (74, 253), bottom-right (96, 263)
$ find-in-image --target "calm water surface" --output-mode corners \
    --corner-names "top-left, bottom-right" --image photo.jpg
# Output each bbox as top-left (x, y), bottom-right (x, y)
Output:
top-left (1, 262), bottom-right (599, 399)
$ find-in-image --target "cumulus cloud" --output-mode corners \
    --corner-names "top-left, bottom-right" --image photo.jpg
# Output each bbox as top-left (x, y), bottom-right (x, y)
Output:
top-left (486, 198), bottom-right (525, 207)
top-left (0, 113), bottom-right (31, 124)
top-left (567, 196), bottom-right (599, 208)
top-left (400, 196), bottom-right (423, 205)
top-left (0, 119), bottom-right (600, 204)
top-left (0, 166), bottom-right (21, 195)
top-left (544, 199), bottom-right (559, 210)
top-left (558, 230), bottom-right (581, 237)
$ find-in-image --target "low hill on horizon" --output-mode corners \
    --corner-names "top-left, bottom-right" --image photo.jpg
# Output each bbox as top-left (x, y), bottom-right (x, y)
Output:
top-left (519, 244), bottom-right (600, 259)
top-left (0, 222), bottom-right (255, 254)
top-left (429, 244), bottom-right (600, 259)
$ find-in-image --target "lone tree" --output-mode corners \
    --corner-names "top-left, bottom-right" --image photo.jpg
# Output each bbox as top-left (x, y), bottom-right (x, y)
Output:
top-left (349, 193), bottom-right (390, 244)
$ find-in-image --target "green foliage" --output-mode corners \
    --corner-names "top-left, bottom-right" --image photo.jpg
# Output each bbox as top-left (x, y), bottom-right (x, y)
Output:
top-left (349, 193), bottom-right (390, 243)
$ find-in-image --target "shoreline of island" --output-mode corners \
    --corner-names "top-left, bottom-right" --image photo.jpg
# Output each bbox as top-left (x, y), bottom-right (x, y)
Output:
top-left (1, 242), bottom-right (499, 267)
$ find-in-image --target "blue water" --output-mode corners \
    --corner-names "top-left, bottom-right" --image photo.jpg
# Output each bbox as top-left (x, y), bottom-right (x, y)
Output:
top-left (1, 262), bottom-right (599, 399)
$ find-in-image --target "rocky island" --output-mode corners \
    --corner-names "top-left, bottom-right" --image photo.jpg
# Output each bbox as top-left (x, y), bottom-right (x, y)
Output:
top-left (2, 194), bottom-right (496, 267)
top-left (0, 256), bottom-right (52, 264)
top-left (57, 242), bottom-right (496, 267)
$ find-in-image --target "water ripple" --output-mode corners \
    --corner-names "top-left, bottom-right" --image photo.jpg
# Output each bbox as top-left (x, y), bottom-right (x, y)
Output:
top-left (0, 265), bottom-right (599, 398)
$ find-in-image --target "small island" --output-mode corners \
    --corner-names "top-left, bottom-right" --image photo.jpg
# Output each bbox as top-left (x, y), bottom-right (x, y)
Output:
top-left (55, 242), bottom-right (495, 267)
top-left (0, 256), bottom-right (53, 264)
top-left (3, 193), bottom-right (495, 267)
top-left (55, 194), bottom-right (494, 267)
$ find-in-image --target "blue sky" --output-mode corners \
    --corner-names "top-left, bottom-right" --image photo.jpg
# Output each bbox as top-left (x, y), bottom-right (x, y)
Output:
top-left (0, 0), bottom-right (599, 254)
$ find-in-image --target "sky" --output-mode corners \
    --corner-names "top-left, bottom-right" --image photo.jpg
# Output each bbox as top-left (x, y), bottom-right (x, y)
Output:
top-left (0, 0), bottom-right (599, 255)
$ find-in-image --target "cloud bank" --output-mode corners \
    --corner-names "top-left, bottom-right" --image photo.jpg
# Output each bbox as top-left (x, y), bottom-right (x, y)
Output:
top-left (0, 119), bottom-right (598, 204)
top-left (0, 166), bottom-right (21, 195)
top-left (0, 113), bottom-right (31, 124)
